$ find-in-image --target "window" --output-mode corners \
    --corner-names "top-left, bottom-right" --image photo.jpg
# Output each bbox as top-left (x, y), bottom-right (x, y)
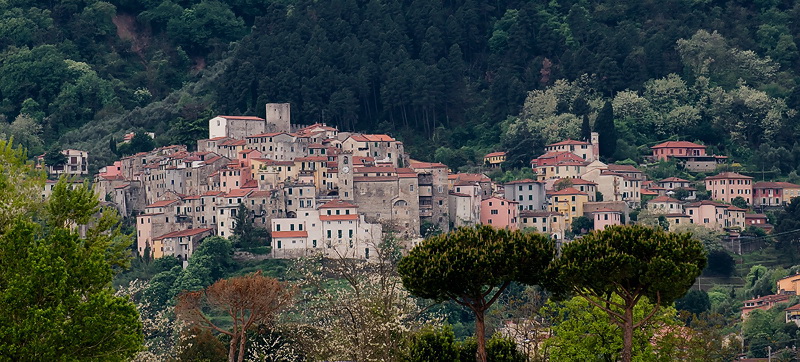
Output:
top-left (277, 240), bottom-right (282, 249)
top-left (338, 230), bottom-right (342, 238)
top-left (491, 210), bottom-right (499, 215)
top-left (313, 240), bottom-right (317, 248)
top-left (327, 230), bottom-right (331, 238)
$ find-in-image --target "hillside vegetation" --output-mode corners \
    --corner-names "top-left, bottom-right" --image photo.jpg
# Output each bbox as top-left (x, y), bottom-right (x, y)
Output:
top-left (2, 0), bottom-right (800, 175)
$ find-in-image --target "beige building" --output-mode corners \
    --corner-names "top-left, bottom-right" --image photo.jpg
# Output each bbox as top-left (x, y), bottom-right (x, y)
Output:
top-left (41, 149), bottom-right (89, 176)
top-left (705, 172), bottom-right (753, 205)
top-left (410, 161), bottom-right (450, 233)
top-left (519, 211), bottom-right (566, 239)
top-left (353, 170), bottom-right (420, 238)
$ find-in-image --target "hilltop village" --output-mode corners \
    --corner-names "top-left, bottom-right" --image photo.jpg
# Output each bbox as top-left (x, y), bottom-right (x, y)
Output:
top-left (72, 103), bottom-right (798, 265)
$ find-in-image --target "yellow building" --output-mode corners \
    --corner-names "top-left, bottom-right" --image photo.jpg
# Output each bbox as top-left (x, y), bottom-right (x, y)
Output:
top-left (778, 274), bottom-right (800, 295)
top-left (519, 210), bottom-right (567, 239)
top-left (547, 187), bottom-right (589, 226)
top-left (483, 152), bottom-right (506, 168)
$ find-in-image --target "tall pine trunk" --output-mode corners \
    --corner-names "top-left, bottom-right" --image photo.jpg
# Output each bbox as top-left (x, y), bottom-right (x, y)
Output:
top-left (228, 334), bottom-right (238, 362)
top-left (475, 308), bottom-right (487, 362)
top-left (621, 306), bottom-right (634, 362)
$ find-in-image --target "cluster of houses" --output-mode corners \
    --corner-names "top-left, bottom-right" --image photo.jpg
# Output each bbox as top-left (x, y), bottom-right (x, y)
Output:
top-left (743, 274), bottom-right (800, 326)
top-left (71, 103), bottom-right (797, 266)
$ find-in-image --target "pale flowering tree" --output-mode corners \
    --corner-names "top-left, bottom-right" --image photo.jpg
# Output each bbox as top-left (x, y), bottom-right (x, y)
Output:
top-left (115, 279), bottom-right (182, 361)
top-left (286, 234), bottom-right (439, 362)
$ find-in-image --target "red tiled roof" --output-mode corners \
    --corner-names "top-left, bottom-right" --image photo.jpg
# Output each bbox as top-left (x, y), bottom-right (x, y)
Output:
top-left (353, 176), bottom-right (398, 182)
top-left (409, 161), bottom-right (448, 169)
top-left (520, 210), bottom-right (563, 217)
top-left (754, 181), bottom-right (800, 189)
top-left (548, 187), bottom-right (587, 196)
top-left (156, 228), bottom-right (214, 239)
top-left (560, 178), bottom-right (596, 185)
top-left (660, 177), bottom-right (690, 183)
top-left (641, 189), bottom-right (659, 195)
top-left (225, 189), bottom-right (253, 198)
top-left (705, 172), bottom-right (753, 180)
top-left (649, 195), bottom-right (681, 203)
top-left (364, 134), bottom-right (395, 142)
top-left (320, 214), bottom-right (359, 221)
top-left (146, 199), bottom-right (180, 208)
top-left (272, 231), bottom-right (309, 238)
top-left (319, 200), bottom-right (357, 209)
top-left (607, 164), bottom-right (641, 173)
top-left (651, 141), bottom-right (706, 149)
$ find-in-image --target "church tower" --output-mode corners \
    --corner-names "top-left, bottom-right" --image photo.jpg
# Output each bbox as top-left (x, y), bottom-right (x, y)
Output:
top-left (337, 153), bottom-right (354, 201)
top-left (265, 103), bottom-right (291, 133)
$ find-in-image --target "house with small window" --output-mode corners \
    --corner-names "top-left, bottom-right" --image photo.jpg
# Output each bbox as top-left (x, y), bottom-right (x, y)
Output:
top-left (504, 179), bottom-right (547, 211)
top-left (705, 172), bottom-right (753, 205)
top-left (480, 197), bottom-right (519, 230)
top-left (753, 181), bottom-right (800, 207)
top-left (519, 211), bottom-right (566, 239)
top-left (547, 188), bottom-right (589, 227)
top-left (592, 208), bottom-right (622, 231)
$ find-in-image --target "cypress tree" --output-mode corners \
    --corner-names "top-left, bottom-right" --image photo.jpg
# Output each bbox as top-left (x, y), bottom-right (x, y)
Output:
top-left (594, 101), bottom-right (617, 159)
top-left (580, 114), bottom-right (591, 142)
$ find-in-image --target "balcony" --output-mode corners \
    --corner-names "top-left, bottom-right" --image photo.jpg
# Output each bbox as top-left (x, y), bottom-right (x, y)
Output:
top-left (419, 205), bottom-right (433, 217)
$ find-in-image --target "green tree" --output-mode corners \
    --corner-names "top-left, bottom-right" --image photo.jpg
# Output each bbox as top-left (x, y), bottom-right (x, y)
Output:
top-left (580, 114), bottom-right (591, 142)
top-left (731, 196), bottom-right (748, 209)
top-left (398, 225), bottom-right (555, 362)
top-left (594, 101), bottom-right (617, 159)
top-left (43, 147), bottom-right (66, 167)
top-left (570, 216), bottom-right (593, 235)
top-left (775, 197), bottom-right (800, 247)
top-left (543, 295), bottom-right (684, 360)
top-left (232, 203), bottom-right (269, 249)
top-left (0, 174), bottom-right (142, 359)
top-left (456, 334), bottom-right (526, 362)
top-left (405, 325), bottom-right (459, 362)
top-left (552, 225), bottom-right (707, 362)
top-left (675, 290), bottom-right (711, 315)
top-left (118, 132), bottom-right (156, 156)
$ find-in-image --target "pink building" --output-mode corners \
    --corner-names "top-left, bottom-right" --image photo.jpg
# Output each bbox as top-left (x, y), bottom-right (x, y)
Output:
top-left (592, 208), bottom-right (622, 230)
top-left (753, 181), bottom-right (800, 207)
top-left (705, 172), bottom-right (753, 205)
top-left (480, 196), bottom-right (519, 230)
top-left (98, 161), bottom-right (123, 179)
top-left (651, 141), bottom-right (707, 161)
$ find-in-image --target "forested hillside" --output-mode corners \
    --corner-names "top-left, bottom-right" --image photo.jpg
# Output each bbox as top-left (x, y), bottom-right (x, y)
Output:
top-left (2, 0), bottom-right (800, 174)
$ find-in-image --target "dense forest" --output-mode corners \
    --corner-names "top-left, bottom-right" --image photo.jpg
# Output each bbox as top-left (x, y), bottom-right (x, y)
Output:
top-left (2, 0), bottom-right (800, 174)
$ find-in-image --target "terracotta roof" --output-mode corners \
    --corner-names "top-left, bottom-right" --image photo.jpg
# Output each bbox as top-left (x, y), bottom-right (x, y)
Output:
top-left (409, 161), bottom-right (448, 169)
top-left (146, 199), bottom-right (180, 208)
top-left (484, 151), bottom-right (506, 158)
top-left (685, 200), bottom-right (727, 207)
top-left (319, 200), bottom-right (357, 209)
top-left (320, 214), bottom-right (359, 221)
top-left (548, 187), bottom-right (587, 196)
top-left (743, 294), bottom-right (790, 304)
top-left (364, 134), bottom-right (395, 142)
top-left (754, 181), bottom-right (800, 189)
top-left (727, 206), bottom-right (748, 211)
top-left (452, 173), bottom-right (490, 183)
top-left (705, 172), bottom-right (753, 180)
top-left (785, 303), bottom-right (800, 312)
top-left (547, 139), bottom-right (590, 147)
top-left (607, 164), bottom-right (641, 173)
top-left (156, 228), bottom-right (214, 240)
top-left (641, 189), bottom-right (659, 195)
top-left (483, 196), bottom-right (517, 204)
top-left (182, 195), bottom-right (201, 200)
top-left (593, 208), bottom-right (620, 213)
top-left (203, 190), bottom-right (224, 196)
top-left (649, 195), bottom-right (682, 203)
top-left (272, 231), bottom-right (309, 238)
top-left (218, 115), bottom-right (264, 120)
top-left (660, 177), bottom-right (690, 183)
top-left (353, 176), bottom-right (398, 182)
top-left (745, 214), bottom-right (768, 219)
top-left (295, 156), bottom-right (328, 162)
top-left (225, 189), bottom-right (253, 198)
top-left (559, 178), bottom-right (596, 185)
top-left (651, 141), bottom-right (706, 149)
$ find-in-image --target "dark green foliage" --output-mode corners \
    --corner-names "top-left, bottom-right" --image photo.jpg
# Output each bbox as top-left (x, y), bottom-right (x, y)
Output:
top-left (580, 115), bottom-right (591, 142)
top-left (775, 197), bottom-right (800, 246)
top-left (398, 225), bottom-right (555, 361)
top-left (594, 101), bottom-right (617, 160)
top-left (731, 196), bottom-right (749, 209)
top-left (117, 132), bottom-right (155, 156)
top-left (675, 290), bottom-right (711, 315)
top-left (405, 325), bottom-right (459, 362)
top-left (43, 147), bottom-right (66, 167)
top-left (455, 335), bottom-right (526, 362)
top-left (571, 216), bottom-right (593, 235)
top-left (704, 250), bottom-right (736, 278)
top-left (232, 203), bottom-right (269, 249)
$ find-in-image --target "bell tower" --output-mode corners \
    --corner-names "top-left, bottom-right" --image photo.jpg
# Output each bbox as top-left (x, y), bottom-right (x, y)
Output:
top-left (337, 153), bottom-right (354, 201)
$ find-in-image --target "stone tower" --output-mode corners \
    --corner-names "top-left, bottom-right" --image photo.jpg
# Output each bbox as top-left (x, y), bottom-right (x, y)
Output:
top-left (337, 153), bottom-right (354, 201)
top-left (265, 103), bottom-right (291, 133)
top-left (590, 132), bottom-right (600, 161)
